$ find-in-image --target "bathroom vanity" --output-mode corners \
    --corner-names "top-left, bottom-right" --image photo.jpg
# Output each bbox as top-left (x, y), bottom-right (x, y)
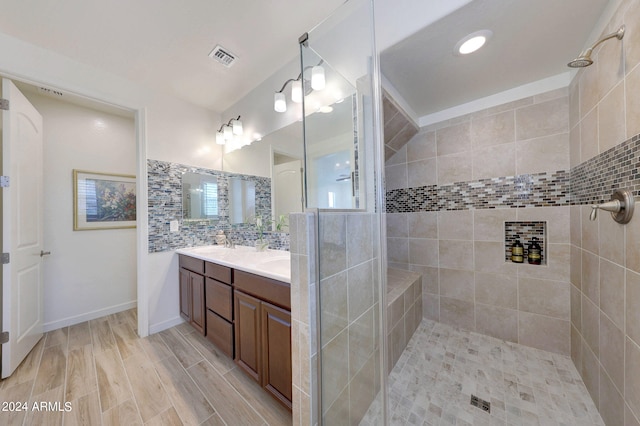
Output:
top-left (176, 245), bottom-right (292, 409)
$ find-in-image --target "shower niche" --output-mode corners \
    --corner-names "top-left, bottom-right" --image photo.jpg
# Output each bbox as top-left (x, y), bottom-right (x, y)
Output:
top-left (504, 221), bottom-right (547, 265)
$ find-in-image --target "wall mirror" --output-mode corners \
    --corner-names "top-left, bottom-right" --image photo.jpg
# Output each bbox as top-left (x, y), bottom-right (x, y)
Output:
top-left (182, 172), bottom-right (219, 221)
top-left (228, 177), bottom-right (256, 224)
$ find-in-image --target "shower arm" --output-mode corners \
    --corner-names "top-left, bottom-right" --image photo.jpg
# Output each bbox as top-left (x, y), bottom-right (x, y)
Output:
top-left (579, 26), bottom-right (625, 58)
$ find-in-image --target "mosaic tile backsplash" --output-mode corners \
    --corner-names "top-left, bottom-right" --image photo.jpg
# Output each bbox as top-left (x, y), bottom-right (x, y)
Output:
top-left (385, 133), bottom-right (640, 213)
top-left (147, 159), bottom-right (289, 253)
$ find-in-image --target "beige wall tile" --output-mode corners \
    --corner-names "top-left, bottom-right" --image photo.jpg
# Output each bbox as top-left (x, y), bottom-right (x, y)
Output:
top-left (582, 205), bottom-right (599, 254)
top-left (626, 337), bottom-right (640, 421)
top-left (625, 0), bottom-right (640, 74)
top-left (517, 206), bottom-right (570, 244)
top-left (598, 81), bottom-right (626, 152)
top-left (571, 325), bottom-right (582, 369)
top-left (473, 143), bottom-right (516, 180)
top-left (439, 240), bottom-right (473, 271)
top-left (518, 243), bottom-right (570, 282)
top-left (408, 158), bottom-right (437, 187)
top-left (436, 121), bottom-right (471, 156)
top-left (348, 261), bottom-right (374, 322)
top-left (347, 214), bottom-right (373, 268)
top-left (570, 126), bottom-right (581, 168)
top-left (386, 213), bottom-right (408, 238)
top-left (387, 238), bottom-right (409, 265)
top-left (570, 206), bottom-right (582, 247)
top-left (320, 328), bottom-right (349, 411)
top-left (474, 241), bottom-right (517, 275)
top-left (437, 153), bottom-right (472, 185)
top-left (407, 131), bottom-right (436, 160)
top-left (515, 133), bottom-right (570, 175)
top-left (423, 293), bottom-right (439, 321)
top-left (475, 272), bottom-right (517, 309)
top-left (476, 304), bottom-right (517, 343)
top-left (439, 268), bottom-right (474, 303)
top-left (438, 210), bottom-right (473, 240)
top-left (516, 96), bottom-right (569, 141)
top-left (349, 354), bottom-right (377, 424)
top-left (407, 212), bottom-right (437, 239)
top-left (579, 64), bottom-right (600, 122)
top-left (385, 164), bottom-right (407, 191)
top-left (626, 404), bottom-right (640, 426)
top-left (471, 110), bottom-right (515, 149)
top-left (519, 277), bottom-right (570, 319)
top-left (581, 342), bottom-right (600, 407)
top-left (440, 297), bottom-right (474, 331)
top-left (580, 107), bottom-right (599, 162)
top-left (599, 366), bottom-right (625, 426)
top-left (319, 214), bottom-right (347, 279)
top-left (571, 284), bottom-right (581, 332)
top-left (582, 295), bottom-right (600, 357)
top-left (582, 250), bottom-right (600, 305)
top-left (409, 238), bottom-right (438, 267)
top-left (570, 245), bottom-right (582, 289)
top-left (320, 272), bottom-right (348, 344)
top-left (627, 213), bottom-right (640, 274)
top-left (534, 87), bottom-right (568, 103)
top-left (626, 63), bottom-right (640, 139)
top-left (597, 33), bottom-right (625, 102)
top-left (385, 145), bottom-right (406, 166)
top-left (474, 208), bottom-right (516, 242)
top-left (599, 312), bottom-right (624, 392)
top-left (628, 270), bottom-right (640, 347)
top-left (518, 312), bottom-right (570, 355)
top-left (348, 307), bottom-right (375, 376)
top-left (569, 78), bottom-right (580, 130)
top-left (600, 258), bottom-right (625, 330)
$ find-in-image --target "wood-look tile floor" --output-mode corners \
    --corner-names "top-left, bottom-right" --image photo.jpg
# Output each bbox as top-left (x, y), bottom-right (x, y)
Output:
top-left (0, 309), bottom-right (292, 426)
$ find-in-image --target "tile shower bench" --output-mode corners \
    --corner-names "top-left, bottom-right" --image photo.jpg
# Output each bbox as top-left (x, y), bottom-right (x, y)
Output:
top-left (387, 267), bottom-right (423, 371)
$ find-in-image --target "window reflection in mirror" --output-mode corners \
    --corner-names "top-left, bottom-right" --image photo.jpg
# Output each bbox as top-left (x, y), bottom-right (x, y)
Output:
top-left (182, 172), bottom-right (219, 220)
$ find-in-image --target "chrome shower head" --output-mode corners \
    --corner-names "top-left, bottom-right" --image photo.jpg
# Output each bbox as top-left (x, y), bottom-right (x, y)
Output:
top-left (567, 25), bottom-right (625, 68)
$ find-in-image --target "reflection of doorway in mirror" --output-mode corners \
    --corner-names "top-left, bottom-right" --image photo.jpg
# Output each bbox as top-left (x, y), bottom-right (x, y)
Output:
top-left (272, 151), bottom-right (303, 229)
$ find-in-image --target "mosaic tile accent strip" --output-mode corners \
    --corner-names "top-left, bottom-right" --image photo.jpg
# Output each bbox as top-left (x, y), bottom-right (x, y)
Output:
top-left (571, 133), bottom-right (640, 205)
top-left (386, 171), bottom-right (571, 213)
top-left (148, 159), bottom-right (289, 253)
top-left (504, 221), bottom-right (546, 264)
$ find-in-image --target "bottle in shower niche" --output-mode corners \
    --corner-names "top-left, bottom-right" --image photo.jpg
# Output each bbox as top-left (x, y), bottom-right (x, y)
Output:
top-left (527, 237), bottom-right (542, 265)
top-left (511, 239), bottom-right (524, 263)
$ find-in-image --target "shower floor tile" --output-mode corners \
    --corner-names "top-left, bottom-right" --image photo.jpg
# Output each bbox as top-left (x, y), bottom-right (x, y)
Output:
top-left (361, 319), bottom-right (604, 425)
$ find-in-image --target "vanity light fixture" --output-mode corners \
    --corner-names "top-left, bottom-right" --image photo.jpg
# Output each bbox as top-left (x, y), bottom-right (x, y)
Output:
top-left (455, 30), bottom-right (493, 55)
top-left (274, 60), bottom-right (325, 113)
top-left (215, 115), bottom-right (243, 145)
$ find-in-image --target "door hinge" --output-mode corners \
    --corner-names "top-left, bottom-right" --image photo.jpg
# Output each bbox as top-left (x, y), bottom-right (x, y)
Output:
top-left (1, 253), bottom-right (9, 264)
top-left (0, 98), bottom-right (8, 111)
top-left (0, 176), bottom-right (9, 188)
top-left (0, 331), bottom-right (8, 344)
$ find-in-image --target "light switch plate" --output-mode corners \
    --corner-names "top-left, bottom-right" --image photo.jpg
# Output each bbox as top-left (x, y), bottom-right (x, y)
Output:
top-left (169, 220), bottom-right (179, 233)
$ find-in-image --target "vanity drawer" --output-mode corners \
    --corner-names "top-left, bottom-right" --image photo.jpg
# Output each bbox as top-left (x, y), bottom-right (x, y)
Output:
top-left (206, 278), bottom-right (233, 321)
top-left (205, 261), bottom-right (232, 284)
top-left (179, 255), bottom-right (204, 274)
top-left (206, 310), bottom-right (234, 358)
top-left (234, 270), bottom-right (290, 310)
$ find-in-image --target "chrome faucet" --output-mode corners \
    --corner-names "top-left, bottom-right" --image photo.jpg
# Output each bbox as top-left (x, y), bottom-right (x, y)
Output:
top-left (224, 236), bottom-right (236, 249)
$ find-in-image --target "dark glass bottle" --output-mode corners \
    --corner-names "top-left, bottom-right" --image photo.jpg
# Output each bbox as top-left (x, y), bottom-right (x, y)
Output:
top-left (511, 239), bottom-right (524, 263)
top-left (528, 237), bottom-right (542, 265)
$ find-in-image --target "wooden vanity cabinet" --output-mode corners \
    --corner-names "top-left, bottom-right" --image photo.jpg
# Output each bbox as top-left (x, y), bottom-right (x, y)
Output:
top-left (178, 255), bottom-right (205, 335)
top-left (234, 270), bottom-right (292, 409)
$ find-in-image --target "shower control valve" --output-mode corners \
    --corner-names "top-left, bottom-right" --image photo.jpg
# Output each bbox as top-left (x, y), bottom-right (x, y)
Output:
top-left (590, 188), bottom-right (635, 224)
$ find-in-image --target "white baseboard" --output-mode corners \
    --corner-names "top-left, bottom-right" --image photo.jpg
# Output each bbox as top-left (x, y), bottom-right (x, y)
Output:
top-left (149, 316), bottom-right (185, 335)
top-left (43, 300), bottom-right (137, 332)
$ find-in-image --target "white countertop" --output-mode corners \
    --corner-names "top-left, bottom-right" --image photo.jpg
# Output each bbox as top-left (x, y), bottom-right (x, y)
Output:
top-left (176, 245), bottom-right (291, 283)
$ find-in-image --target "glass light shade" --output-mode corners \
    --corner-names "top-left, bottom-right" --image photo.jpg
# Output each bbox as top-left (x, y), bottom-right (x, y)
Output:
top-left (311, 66), bottom-right (325, 90)
top-left (232, 119), bottom-right (243, 135)
top-left (274, 92), bottom-right (286, 112)
top-left (223, 125), bottom-right (232, 140)
top-left (291, 80), bottom-right (302, 103)
top-left (215, 131), bottom-right (225, 145)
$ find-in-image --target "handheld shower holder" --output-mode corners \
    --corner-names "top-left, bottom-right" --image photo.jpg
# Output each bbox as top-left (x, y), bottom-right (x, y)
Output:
top-left (590, 188), bottom-right (635, 224)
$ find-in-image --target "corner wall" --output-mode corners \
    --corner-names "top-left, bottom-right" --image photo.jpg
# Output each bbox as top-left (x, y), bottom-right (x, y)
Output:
top-left (569, 0), bottom-right (640, 424)
top-left (385, 87), bottom-right (572, 355)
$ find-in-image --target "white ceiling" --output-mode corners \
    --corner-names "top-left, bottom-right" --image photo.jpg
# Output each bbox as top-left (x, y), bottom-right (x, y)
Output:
top-left (0, 0), bottom-right (615, 121)
top-left (0, 0), bottom-right (345, 113)
top-left (380, 0), bottom-right (612, 119)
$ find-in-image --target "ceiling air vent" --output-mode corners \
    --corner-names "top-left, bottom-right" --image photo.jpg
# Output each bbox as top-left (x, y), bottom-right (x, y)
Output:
top-left (208, 45), bottom-right (237, 68)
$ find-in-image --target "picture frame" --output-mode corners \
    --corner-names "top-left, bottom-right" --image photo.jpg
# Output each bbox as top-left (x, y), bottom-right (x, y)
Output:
top-left (73, 169), bottom-right (137, 230)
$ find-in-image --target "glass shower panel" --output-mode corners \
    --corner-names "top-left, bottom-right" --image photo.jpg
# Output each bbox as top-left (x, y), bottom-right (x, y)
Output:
top-left (301, 0), bottom-right (387, 424)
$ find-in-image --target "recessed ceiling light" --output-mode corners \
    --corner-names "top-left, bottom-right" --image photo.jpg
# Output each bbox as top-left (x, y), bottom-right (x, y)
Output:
top-left (455, 30), bottom-right (493, 55)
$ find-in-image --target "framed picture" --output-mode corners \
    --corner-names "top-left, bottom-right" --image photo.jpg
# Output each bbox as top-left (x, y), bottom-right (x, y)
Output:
top-left (73, 170), bottom-right (137, 230)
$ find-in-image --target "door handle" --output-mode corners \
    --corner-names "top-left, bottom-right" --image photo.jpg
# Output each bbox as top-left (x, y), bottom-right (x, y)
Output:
top-left (39, 250), bottom-right (51, 257)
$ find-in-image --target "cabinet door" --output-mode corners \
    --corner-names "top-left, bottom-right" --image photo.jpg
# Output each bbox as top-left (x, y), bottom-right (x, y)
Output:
top-left (234, 290), bottom-right (262, 382)
top-left (261, 302), bottom-right (292, 408)
top-left (179, 268), bottom-right (191, 322)
top-left (190, 272), bottom-right (205, 335)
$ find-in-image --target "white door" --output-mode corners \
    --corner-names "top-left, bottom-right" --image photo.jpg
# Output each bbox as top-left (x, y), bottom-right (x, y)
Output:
top-left (2, 79), bottom-right (44, 378)
top-left (273, 159), bottom-right (303, 221)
